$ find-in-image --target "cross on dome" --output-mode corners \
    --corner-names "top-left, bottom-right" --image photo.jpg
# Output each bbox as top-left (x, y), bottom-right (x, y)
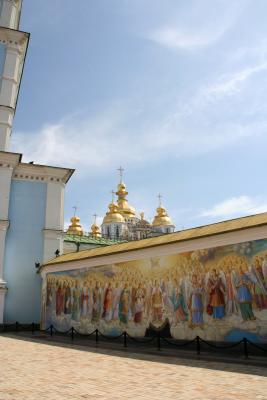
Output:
top-left (93, 213), bottom-right (98, 224)
top-left (110, 190), bottom-right (116, 203)
top-left (117, 166), bottom-right (124, 183)
top-left (72, 206), bottom-right (78, 216)
top-left (158, 193), bottom-right (163, 207)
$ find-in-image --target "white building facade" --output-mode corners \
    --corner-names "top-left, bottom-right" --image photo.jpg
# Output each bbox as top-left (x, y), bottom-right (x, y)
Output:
top-left (0, 1), bottom-right (74, 323)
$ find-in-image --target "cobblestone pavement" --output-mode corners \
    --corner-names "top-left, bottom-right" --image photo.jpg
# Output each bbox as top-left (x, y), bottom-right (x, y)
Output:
top-left (0, 335), bottom-right (266, 400)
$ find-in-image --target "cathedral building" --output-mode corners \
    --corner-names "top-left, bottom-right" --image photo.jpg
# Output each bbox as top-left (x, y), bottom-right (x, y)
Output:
top-left (0, 1), bottom-right (74, 323)
top-left (64, 174), bottom-right (175, 254)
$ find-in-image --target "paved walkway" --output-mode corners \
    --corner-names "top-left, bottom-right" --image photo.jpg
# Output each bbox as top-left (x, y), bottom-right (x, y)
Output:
top-left (0, 335), bottom-right (266, 400)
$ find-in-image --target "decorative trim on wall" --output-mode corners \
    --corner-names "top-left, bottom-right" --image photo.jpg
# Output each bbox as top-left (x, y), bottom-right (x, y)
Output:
top-left (41, 225), bottom-right (267, 275)
top-left (13, 163), bottom-right (74, 184)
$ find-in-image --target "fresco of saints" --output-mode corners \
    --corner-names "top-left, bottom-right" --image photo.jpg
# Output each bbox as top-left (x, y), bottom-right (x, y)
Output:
top-left (112, 282), bottom-right (121, 320)
top-left (46, 278), bottom-right (52, 307)
top-left (225, 263), bottom-right (238, 315)
top-left (170, 279), bottom-right (188, 324)
top-left (251, 258), bottom-right (267, 310)
top-left (64, 280), bottom-right (72, 315)
top-left (189, 274), bottom-right (204, 327)
top-left (92, 281), bottom-right (102, 323)
top-left (72, 282), bottom-right (81, 321)
top-left (151, 281), bottom-right (164, 323)
top-left (102, 282), bottom-right (113, 322)
top-left (133, 284), bottom-right (146, 323)
top-left (207, 269), bottom-right (226, 319)
top-left (81, 282), bottom-right (89, 318)
top-left (234, 265), bottom-right (256, 321)
top-left (119, 283), bottom-right (131, 324)
top-left (56, 281), bottom-right (64, 316)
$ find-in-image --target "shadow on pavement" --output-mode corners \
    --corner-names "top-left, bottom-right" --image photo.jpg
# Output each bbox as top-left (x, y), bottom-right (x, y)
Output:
top-left (1, 332), bottom-right (267, 377)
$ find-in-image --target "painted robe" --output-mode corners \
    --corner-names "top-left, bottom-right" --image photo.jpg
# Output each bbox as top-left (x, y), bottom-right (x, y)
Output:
top-left (208, 275), bottom-right (225, 319)
top-left (102, 285), bottom-right (113, 322)
top-left (92, 286), bottom-right (102, 322)
top-left (151, 286), bottom-right (164, 323)
top-left (119, 288), bottom-right (130, 324)
top-left (235, 273), bottom-right (255, 321)
top-left (134, 287), bottom-right (145, 323)
top-left (189, 285), bottom-right (204, 326)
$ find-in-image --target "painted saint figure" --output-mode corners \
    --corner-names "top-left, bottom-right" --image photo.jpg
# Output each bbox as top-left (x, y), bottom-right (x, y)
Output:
top-left (92, 281), bottom-right (102, 323)
top-left (119, 283), bottom-right (130, 324)
top-left (235, 266), bottom-right (256, 321)
top-left (189, 274), bottom-right (204, 327)
top-left (102, 283), bottom-right (113, 322)
top-left (151, 281), bottom-right (164, 323)
top-left (207, 269), bottom-right (226, 319)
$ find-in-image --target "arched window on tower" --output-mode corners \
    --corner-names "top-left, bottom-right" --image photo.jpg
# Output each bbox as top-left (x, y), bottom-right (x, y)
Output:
top-left (107, 226), bottom-right (110, 238)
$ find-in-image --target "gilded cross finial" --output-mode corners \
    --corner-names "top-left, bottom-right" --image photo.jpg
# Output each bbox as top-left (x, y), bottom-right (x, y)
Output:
top-left (158, 193), bottom-right (163, 206)
top-left (93, 214), bottom-right (98, 224)
top-left (73, 206), bottom-right (78, 216)
top-left (111, 190), bottom-right (116, 203)
top-left (117, 166), bottom-right (124, 183)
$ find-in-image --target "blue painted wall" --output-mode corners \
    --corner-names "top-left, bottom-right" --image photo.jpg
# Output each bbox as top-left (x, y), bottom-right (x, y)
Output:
top-left (0, 43), bottom-right (6, 91)
top-left (4, 180), bottom-right (47, 323)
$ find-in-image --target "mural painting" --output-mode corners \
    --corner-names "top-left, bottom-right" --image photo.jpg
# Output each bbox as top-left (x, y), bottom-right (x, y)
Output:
top-left (43, 239), bottom-right (267, 342)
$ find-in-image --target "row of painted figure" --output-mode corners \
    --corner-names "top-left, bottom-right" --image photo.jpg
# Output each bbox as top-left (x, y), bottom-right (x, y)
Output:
top-left (45, 254), bottom-right (267, 327)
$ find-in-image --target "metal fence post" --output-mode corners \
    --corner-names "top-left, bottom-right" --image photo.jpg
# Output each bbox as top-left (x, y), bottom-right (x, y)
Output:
top-left (71, 327), bottom-right (74, 341)
top-left (95, 329), bottom-right (99, 344)
top-left (50, 324), bottom-right (53, 337)
top-left (196, 336), bottom-right (200, 355)
top-left (15, 321), bottom-right (19, 333)
top-left (243, 337), bottom-right (249, 359)
top-left (123, 331), bottom-right (127, 348)
top-left (31, 322), bottom-right (35, 335)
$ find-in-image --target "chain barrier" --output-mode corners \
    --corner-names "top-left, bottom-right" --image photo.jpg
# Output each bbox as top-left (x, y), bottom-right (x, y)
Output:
top-left (1, 322), bottom-right (267, 358)
top-left (161, 336), bottom-right (197, 348)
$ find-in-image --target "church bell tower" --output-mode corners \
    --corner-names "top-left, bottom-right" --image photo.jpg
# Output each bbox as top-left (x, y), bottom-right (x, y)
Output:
top-left (0, 0), bottom-right (28, 151)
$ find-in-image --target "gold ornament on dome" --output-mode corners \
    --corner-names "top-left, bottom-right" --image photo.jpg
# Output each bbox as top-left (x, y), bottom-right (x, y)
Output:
top-left (67, 216), bottom-right (84, 236)
top-left (102, 202), bottom-right (125, 224)
top-left (152, 195), bottom-right (173, 227)
top-left (116, 181), bottom-right (136, 218)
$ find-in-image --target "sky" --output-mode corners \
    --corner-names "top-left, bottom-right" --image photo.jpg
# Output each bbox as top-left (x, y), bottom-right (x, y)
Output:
top-left (11, 0), bottom-right (267, 231)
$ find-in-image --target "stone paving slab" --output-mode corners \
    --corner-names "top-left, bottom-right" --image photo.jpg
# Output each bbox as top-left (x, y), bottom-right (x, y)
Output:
top-left (0, 335), bottom-right (266, 400)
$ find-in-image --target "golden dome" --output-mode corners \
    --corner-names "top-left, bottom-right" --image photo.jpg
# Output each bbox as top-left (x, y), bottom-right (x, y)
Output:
top-left (102, 202), bottom-right (126, 224)
top-left (67, 216), bottom-right (84, 236)
top-left (152, 205), bottom-right (173, 227)
top-left (91, 223), bottom-right (101, 238)
top-left (116, 181), bottom-right (136, 218)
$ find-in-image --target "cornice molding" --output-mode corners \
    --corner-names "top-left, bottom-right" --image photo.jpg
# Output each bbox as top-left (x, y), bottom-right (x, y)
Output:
top-left (0, 151), bottom-right (21, 168)
top-left (0, 27), bottom-right (29, 53)
top-left (0, 220), bottom-right (9, 230)
top-left (14, 163), bottom-right (74, 184)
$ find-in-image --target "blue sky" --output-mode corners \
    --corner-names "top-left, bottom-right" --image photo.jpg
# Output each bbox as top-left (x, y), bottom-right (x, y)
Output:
top-left (12, 0), bottom-right (267, 231)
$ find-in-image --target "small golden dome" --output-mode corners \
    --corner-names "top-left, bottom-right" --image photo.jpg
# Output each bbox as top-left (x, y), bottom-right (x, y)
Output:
top-left (91, 223), bottom-right (101, 238)
top-left (116, 181), bottom-right (136, 218)
top-left (67, 216), bottom-right (84, 236)
top-left (102, 202), bottom-right (125, 224)
top-left (152, 205), bottom-right (173, 227)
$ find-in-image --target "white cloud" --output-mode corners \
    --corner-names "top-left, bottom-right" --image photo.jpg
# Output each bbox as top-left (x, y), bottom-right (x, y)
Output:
top-left (12, 103), bottom-right (262, 175)
top-left (199, 196), bottom-right (267, 219)
top-left (148, 26), bottom-right (227, 50)
top-left (200, 61), bottom-right (267, 99)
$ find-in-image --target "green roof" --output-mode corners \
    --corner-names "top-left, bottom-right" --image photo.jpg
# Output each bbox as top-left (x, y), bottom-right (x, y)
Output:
top-left (64, 233), bottom-right (125, 246)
